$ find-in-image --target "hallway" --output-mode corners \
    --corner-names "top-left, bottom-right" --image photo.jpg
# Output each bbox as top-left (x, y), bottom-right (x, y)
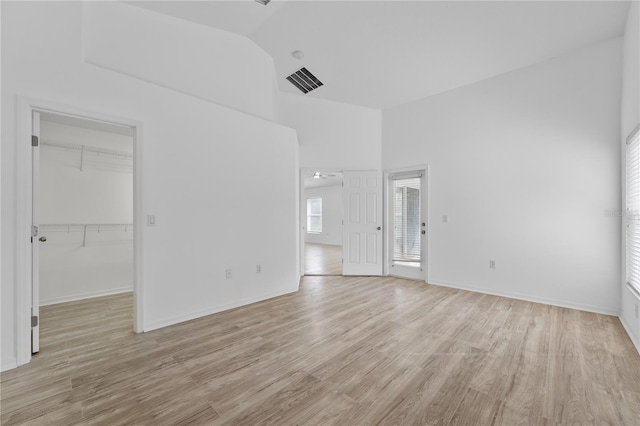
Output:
top-left (304, 243), bottom-right (342, 275)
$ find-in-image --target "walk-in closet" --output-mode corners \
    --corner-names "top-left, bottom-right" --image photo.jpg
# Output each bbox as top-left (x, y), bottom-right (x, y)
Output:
top-left (36, 112), bottom-right (134, 346)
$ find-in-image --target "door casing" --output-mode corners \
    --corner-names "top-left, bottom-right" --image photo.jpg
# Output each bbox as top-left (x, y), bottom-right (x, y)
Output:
top-left (15, 96), bottom-right (144, 367)
top-left (299, 167), bottom-right (344, 276)
top-left (384, 165), bottom-right (429, 281)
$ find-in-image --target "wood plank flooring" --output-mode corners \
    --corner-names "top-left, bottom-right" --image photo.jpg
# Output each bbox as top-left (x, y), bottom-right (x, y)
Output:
top-left (304, 243), bottom-right (342, 275)
top-left (2, 276), bottom-right (640, 425)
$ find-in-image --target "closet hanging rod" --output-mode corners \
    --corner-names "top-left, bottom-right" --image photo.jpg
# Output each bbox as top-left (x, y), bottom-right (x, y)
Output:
top-left (40, 139), bottom-right (133, 160)
top-left (40, 223), bottom-right (133, 228)
top-left (39, 223), bottom-right (133, 247)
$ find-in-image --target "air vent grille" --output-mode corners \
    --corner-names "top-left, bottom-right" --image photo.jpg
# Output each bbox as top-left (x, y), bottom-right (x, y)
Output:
top-left (286, 67), bottom-right (323, 94)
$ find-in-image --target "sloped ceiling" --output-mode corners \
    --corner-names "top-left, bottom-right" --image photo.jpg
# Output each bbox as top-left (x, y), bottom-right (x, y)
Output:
top-left (128, 0), bottom-right (630, 109)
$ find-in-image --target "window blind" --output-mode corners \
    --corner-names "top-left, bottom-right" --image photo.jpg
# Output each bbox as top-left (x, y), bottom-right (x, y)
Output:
top-left (627, 125), bottom-right (640, 293)
top-left (392, 177), bottom-right (421, 262)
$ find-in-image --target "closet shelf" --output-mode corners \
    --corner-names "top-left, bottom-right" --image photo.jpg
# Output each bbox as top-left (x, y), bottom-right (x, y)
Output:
top-left (40, 223), bottom-right (133, 247)
top-left (41, 139), bottom-right (132, 171)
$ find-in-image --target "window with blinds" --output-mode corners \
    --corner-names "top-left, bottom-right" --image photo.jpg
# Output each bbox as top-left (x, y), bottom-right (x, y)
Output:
top-left (627, 125), bottom-right (640, 293)
top-left (392, 176), bottom-right (421, 264)
top-left (307, 198), bottom-right (322, 234)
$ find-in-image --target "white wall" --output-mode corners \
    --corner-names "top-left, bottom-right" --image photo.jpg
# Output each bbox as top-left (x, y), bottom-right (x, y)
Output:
top-left (621, 2), bottom-right (640, 138)
top-left (620, 1), bottom-right (640, 353)
top-left (279, 94), bottom-right (381, 277)
top-left (279, 93), bottom-right (382, 170)
top-left (83, 2), bottom-right (278, 121)
top-left (305, 184), bottom-right (342, 246)
top-left (1, 1), bottom-right (298, 371)
top-left (39, 121), bottom-right (133, 305)
top-left (382, 38), bottom-right (623, 315)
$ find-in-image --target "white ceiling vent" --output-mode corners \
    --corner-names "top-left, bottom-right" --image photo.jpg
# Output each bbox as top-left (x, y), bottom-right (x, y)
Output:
top-left (286, 67), bottom-right (323, 94)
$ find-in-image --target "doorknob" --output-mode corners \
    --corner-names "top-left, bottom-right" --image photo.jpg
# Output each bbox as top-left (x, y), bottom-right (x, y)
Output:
top-left (377, 227), bottom-right (381, 231)
top-left (39, 236), bottom-right (47, 242)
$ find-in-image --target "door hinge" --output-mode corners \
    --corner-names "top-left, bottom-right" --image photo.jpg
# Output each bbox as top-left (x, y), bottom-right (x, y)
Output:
top-left (32, 225), bottom-right (38, 237)
top-left (32, 135), bottom-right (39, 147)
top-left (31, 315), bottom-right (38, 327)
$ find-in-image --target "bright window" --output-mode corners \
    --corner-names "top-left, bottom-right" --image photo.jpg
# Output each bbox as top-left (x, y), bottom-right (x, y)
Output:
top-left (392, 176), bottom-right (421, 264)
top-left (626, 125), bottom-right (640, 294)
top-left (307, 198), bottom-right (322, 234)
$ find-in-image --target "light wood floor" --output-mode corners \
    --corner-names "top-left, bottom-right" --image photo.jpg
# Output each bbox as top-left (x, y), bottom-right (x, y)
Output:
top-left (2, 276), bottom-right (640, 425)
top-left (304, 242), bottom-right (342, 275)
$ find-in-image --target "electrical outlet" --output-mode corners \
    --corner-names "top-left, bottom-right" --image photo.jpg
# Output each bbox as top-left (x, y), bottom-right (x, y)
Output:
top-left (147, 214), bottom-right (156, 226)
top-left (256, 264), bottom-right (262, 274)
top-left (489, 260), bottom-right (496, 269)
top-left (226, 268), bottom-right (232, 279)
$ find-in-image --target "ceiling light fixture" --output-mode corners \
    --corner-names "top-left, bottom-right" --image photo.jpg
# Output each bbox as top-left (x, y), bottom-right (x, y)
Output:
top-left (255, 0), bottom-right (270, 5)
top-left (292, 50), bottom-right (304, 60)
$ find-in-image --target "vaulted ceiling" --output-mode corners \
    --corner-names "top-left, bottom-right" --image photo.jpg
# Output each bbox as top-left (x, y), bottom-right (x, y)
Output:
top-left (128, 0), bottom-right (630, 109)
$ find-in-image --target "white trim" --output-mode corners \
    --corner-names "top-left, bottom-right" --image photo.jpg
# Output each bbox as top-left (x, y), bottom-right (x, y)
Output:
top-left (626, 281), bottom-right (640, 299)
top-left (428, 278), bottom-right (619, 316)
top-left (40, 287), bottom-right (133, 306)
top-left (619, 314), bottom-right (640, 355)
top-left (300, 167), bottom-right (345, 277)
top-left (625, 123), bottom-right (640, 145)
top-left (299, 168), bottom-right (306, 278)
top-left (15, 96), bottom-right (145, 368)
top-left (620, 282), bottom-right (640, 355)
top-left (144, 287), bottom-right (297, 332)
top-left (16, 97), bottom-right (32, 366)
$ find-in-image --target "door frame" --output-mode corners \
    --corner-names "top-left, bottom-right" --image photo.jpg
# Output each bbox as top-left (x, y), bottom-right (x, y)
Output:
top-left (299, 167), bottom-right (344, 276)
top-left (15, 96), bottom-right (145, 367)
top-left (383, 165), bottom-right (429, 281)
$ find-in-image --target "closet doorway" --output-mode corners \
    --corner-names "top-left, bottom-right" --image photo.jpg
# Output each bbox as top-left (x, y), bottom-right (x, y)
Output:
top-left (302, 169), bottom-right (343, 276)
top-left (31, 109), bottom-right (136, 355)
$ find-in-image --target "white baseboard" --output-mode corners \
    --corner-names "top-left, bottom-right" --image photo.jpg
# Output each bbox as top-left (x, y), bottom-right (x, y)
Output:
top-left (1, 357), bottom-right (18, 372)
top-left (427, 279), bottom-right (619, 316)
top-left (144, 287), bottom-right (298, 332)
top-left (620, 314), bottom-right (640, 355)
top-left (40, 286), bottom-right (133, 306)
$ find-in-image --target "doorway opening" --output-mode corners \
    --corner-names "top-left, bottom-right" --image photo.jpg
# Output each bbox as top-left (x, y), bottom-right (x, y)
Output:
top-left (385, 168), bottom-right (427, 281)
top-left (302, 169), bottom-right (343, 275)
top-left (300, 168), bottom-right (384, 277)
top-left (32, 111), bottom-right (135, 354)
top-left (16, 97), bottom-right (143, 366)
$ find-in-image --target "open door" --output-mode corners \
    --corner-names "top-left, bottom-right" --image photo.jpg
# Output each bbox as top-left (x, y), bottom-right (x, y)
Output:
top-left (342, 171), bottom-right (383, 275)
top-left (31, 111), bottom-right (41, 353)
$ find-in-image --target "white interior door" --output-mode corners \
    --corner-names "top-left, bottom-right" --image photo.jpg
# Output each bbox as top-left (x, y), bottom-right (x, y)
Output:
top-left (342, 171), bottom-right (383, 275)
top-left (31, 111), bottom-right (41, 353)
